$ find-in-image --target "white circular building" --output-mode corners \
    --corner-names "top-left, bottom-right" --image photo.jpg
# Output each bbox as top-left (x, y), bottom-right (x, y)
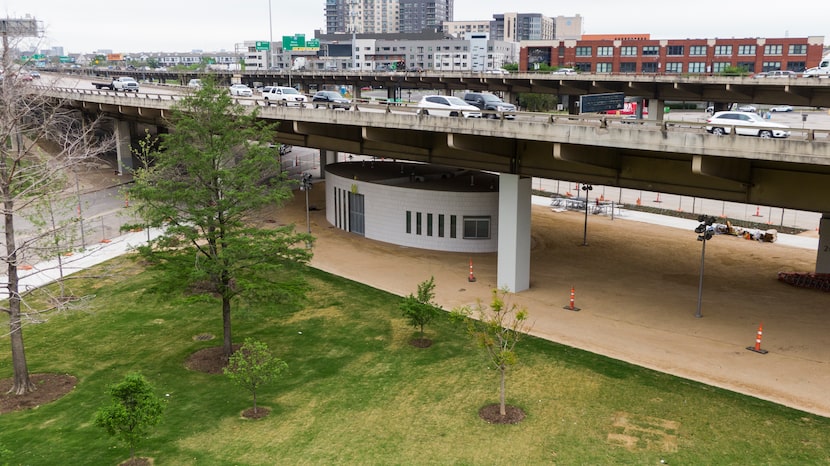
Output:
top-left (324, 161), bottom-right (501, 253)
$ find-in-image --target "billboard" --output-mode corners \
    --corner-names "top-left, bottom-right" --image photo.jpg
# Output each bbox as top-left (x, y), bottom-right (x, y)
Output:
top-left (107, 53), bottom-right (124, 61)
top-left (282, 34), bottom-right (320, 52)
top-left (0, 18), bottom-right (39, 37)
top-left (579, 92), bottom-right (625, 113)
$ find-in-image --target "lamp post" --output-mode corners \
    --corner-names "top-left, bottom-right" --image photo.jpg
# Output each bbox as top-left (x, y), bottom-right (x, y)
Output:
top-left (268, 0), bottom-right (273, 70)
top-left (581, 183), bottom-right (593, 246)
top-left (694, 215), bottom-right (716, 318)
top-left (300, 173), bottom-right (313, 248)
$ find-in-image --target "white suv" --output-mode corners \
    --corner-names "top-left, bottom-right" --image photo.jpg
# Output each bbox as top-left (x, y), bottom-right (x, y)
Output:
top-left (705, 111), bottom-right (790, 138)
top-left (262, 86), bottom-right (308, 107)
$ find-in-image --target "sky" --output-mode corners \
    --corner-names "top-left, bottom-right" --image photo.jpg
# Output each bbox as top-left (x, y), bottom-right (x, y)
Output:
top-left (2, 0), bottom-right (826, 54)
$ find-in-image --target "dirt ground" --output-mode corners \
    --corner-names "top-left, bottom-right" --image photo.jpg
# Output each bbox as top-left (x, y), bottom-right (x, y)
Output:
top-left (273, 180), bottom-right (830, 418)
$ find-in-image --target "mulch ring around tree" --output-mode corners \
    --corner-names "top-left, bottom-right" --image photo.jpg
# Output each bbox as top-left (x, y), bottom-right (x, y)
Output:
top-left (478, 404), bottom-right (527, 424)
top-left (184, 344), bottom-right (241, 374)
top-left (408, 338), bottom-right (433, 348)
top-left (0, 373), bottom-right (78, 414)
top-left (241, 406), bottom-right (271, 420)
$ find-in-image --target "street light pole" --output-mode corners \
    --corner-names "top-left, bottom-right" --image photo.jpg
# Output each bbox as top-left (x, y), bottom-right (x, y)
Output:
top-left (582, 183), bottom-right (593, 246)
top-left (695, 215), bottom-right (715, 318)
top-left (268, 0), bottom-right (273, 70)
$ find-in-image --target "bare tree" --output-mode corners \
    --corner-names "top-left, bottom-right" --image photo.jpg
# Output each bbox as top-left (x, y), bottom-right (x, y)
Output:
top-left (0, 29), bottom-right (115, 394)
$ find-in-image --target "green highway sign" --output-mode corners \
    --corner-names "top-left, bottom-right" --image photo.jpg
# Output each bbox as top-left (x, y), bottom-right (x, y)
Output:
top-left (282, 34), bottom-right (320, 52)
top-left (256, 41), bottom-right (270, 51)
top-left (59, 56), bottom-right (73, 63)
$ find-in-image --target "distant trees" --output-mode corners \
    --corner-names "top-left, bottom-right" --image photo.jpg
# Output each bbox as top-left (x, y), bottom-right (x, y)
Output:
top-left (94, 373), bottom-right (166, 463)
top-left (127, 78), bottom-right (312, 359)
top-left (452, 287), bottom-right (532, 418)
top-left (224, 338), bottom-right (288, 415)
top-left (399, 276), bottom-right (441, 346)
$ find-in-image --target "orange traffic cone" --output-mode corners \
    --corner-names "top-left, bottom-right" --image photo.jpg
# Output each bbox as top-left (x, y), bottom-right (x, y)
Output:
top-left (467, 258), bottom-right (476, 282)
top-left (563, 286), bottom-right (580, 311)
top-left (746, 322), bottom-right (768, 354)
top-left (752, 206), bottom-right (762, 217)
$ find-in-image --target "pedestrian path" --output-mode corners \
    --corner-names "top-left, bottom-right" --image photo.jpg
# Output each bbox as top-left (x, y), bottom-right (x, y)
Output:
top-left (0, 228), bottom-right (163, 300)
top-left (532, 195), bottom-right (818, 251)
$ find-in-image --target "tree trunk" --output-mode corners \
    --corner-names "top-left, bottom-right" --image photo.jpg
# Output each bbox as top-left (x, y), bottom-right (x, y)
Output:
top-left (222, 294), bottom-right (233, 360)
top-left (253, 390), bottom-right (258, 414)
top-left (499, 364), bottom-right (506, 416)
top-left (4, 202), bottom-right (34, 395)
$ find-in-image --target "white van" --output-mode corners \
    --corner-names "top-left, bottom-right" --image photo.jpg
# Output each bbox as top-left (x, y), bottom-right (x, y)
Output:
top-left (261, 86), bottom-right (308, 106)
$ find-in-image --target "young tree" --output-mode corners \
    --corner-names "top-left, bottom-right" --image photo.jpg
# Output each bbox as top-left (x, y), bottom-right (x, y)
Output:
top-left (127, 77), bottom-right (312, 359)
top-left (224, 338), bottom-right (288, 415)
top-left (399, 276), bottom-right (441, 345)
top-left (94, 373), bottom-right (165, 462)
top-left (452, 287), bottom-right (532, 417)
top-left (0, 30), bottom-right (115, 394)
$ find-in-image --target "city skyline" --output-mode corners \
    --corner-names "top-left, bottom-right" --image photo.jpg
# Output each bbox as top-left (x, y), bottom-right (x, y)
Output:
top-left (2, 0), bottom-right (826, 54)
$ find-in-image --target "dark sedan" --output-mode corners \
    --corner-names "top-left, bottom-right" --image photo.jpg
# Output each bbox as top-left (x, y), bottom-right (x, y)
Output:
top-left (312, 91), bottom-right (351, 109)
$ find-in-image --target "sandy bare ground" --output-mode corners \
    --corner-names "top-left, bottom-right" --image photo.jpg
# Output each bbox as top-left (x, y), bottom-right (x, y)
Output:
top-left (270, 180), bottom-right (830, 418)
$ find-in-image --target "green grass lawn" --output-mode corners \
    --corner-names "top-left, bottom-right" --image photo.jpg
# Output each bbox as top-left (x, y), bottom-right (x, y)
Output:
top-left (1, 254), bottom-right (828, 465)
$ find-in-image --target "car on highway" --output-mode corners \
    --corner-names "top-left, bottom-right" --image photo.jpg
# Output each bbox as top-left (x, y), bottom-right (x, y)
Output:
top-left (29, 70), bottom-right (41, 79)
top-left (187, 79), bottom-right (202, 89)
top-left (417, 95), bottom-right (482, 118)
top-left (705, 111), bottom-right (791, 138)
top-left (262, 86), bottom-right (308, 106)
top-left (229, 84), bottom-right (253, 97)
top-left (311, 90), bottom-right (351, 109)
top-left (551, 68), bottom-right (576, 75)
top-left (462, 92), bottom-right (516, 119)
top-left (754, 70), bottom-right (799, 79)
top-left (770, 104), bottom-right (794, 112)
top-left (735, 104), bottom-right (758, 113)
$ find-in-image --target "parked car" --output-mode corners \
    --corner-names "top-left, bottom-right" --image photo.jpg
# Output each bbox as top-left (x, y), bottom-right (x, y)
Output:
top-left (262, 86), bottom-right (308, 106)
top-left (705, 111), bottom-right (791, 138)
top-left (551, 68), bottom-right (576, 75)
top-left (311, 90), bottom-right (351, 109)
top-left (229, 84), bottom-right (253, 97)
top-left (770, 105), bottom-right (794, 112)
top-left (417, 95), bottom-right (482, 118)
top-left (462, 92), bottom-right (516, 119)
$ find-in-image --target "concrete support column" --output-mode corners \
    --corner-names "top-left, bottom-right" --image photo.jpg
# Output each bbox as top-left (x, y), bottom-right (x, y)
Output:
top-left (497, 174), bottom-right (532, 293)
top-left (566, 95), bottom-right (579, 115)
top-left (319, 149), bottom-right (338, 179)
top-left (816, 214), bottom-right (830, 273)
top-left (114, 120), bottom-right (132, 175)
top-left (647, 98), bottom-right (665, 120)
top-left (502, 91), bottom-right (516, 108)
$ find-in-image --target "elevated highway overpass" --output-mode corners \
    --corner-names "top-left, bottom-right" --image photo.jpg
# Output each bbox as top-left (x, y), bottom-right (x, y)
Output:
top-left (62, 67), bottom-right (830, 111)
top-left (38, 85), bottom-right (830, 290)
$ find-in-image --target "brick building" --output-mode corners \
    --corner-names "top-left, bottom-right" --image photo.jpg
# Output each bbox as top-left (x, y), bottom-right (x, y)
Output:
top-left (520, 36), bottom-right (825, 74)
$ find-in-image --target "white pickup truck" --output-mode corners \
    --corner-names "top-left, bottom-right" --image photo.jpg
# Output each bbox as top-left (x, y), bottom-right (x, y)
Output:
top-left (803, 54), bottom-right (830, 78)
top-left (92, 76), bottom-right (140, 92)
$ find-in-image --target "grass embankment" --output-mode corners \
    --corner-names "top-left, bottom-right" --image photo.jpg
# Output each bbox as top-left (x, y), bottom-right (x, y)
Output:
top-left (0, 254), bottom-right (828, 465)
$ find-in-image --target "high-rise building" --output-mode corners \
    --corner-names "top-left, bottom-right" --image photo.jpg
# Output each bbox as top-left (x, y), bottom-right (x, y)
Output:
top-left (490, 13), bottom-right (555, 42)
top-left (325, 0), bottom-right (453, 34)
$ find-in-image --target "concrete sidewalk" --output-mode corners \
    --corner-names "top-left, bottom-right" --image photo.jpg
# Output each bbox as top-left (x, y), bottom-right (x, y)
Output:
top-left (0, 228), bottom-right (163, 300)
